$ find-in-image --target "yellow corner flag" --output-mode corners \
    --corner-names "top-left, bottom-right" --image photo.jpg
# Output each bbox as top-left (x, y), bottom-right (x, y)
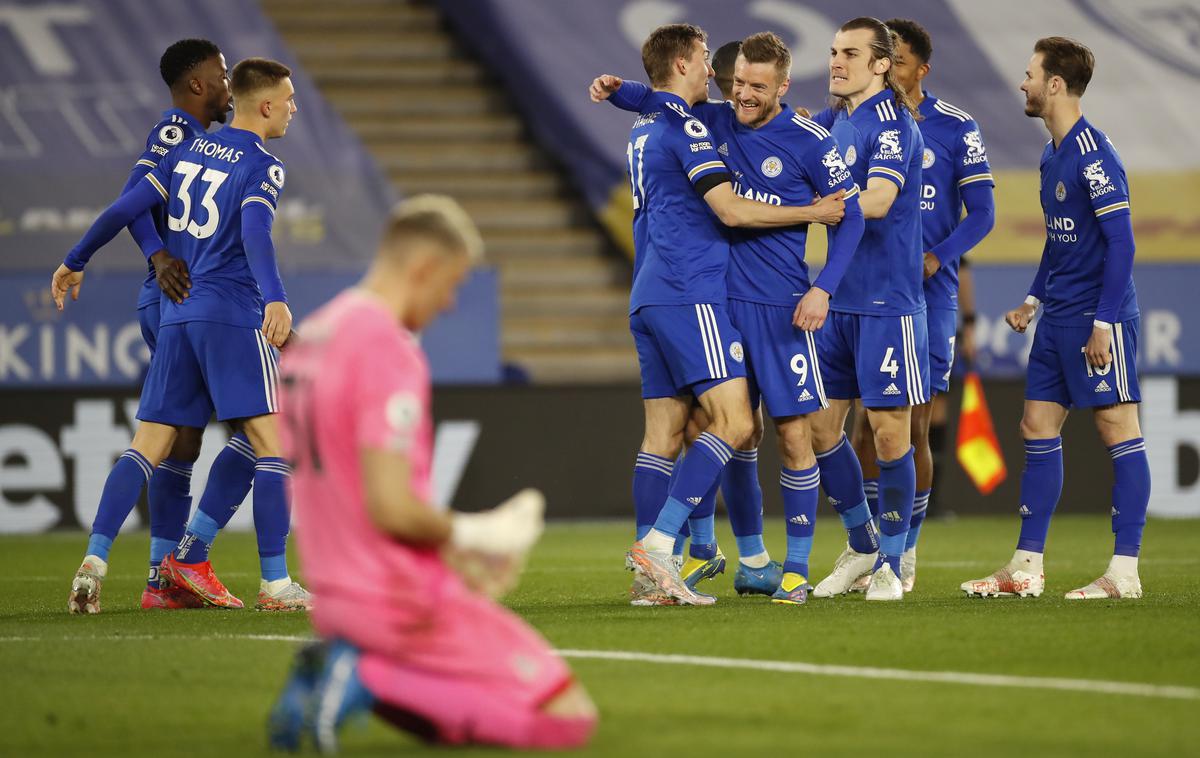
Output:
top-left (956, 371), bottom-right (1008, 495)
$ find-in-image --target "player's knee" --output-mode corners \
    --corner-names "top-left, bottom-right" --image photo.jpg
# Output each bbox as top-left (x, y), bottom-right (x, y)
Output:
top-left (641, 432), bottom-right (683, 460)
top-left (168, 428), bottom-right (203, 463)
top-left (1019, 415), bottom-right (1053, 440)
top-left (873, 427), bottom-right (907, 460)
top-left (718, 415), bottom-right (755, 450)
top-left (778, 431), bottom-right (815, 470)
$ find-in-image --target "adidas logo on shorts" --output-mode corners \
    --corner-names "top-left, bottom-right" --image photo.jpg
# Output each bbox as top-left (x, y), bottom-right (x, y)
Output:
top-left (1019, 504), bottom-right (1032, 517)
top-left (883, 383), bottom-right (901, 396)
top-left (881, 510), bottom-right (903, 522)
top-left (1095, 379), bottom-right (1112, 393)
top-left (798, 389), bottom-right (814, 402)
top-left (789, 514), bottom-right (811, 526)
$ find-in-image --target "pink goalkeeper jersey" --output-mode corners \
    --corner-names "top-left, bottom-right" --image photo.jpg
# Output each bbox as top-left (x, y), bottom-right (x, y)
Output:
top-left (280, 289), bottom-right (451, 638)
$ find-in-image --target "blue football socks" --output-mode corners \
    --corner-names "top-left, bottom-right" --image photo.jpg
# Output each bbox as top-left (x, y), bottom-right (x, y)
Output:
top-left (780, 465), bottom-right (819, 580)
top-left (1016, 437), bottom-right (1064, 554)
top-left (905, 489), bottom-right (931, 553)
top-left (633, 452), bottom-right (673, 541)
top-left (148, 458), bottom-right (193, 588)
top-left (877, 448), bottom-right (916, 576)
top-left (650, 432), bottom-right (734, 543)
top-left (1108, 438), bottom-right (1150, 557)
top-left (87, 449), bottom-right (153, 562)
top-left (173, 433), bottom-right (257, 564)
top-left (815, 435), bottom-right (878, 554)
top-left (254, 458), bottom-right (293, 582)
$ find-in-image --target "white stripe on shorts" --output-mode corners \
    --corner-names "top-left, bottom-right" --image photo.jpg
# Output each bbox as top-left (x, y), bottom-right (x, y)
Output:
top-left (255, 331), bottom-right (277, 413)
top-left (704, 304), bottom-right (728, 378)
top-left (1113, 322), bottom-right (1130, 402)
top-left (804, 330), bottom-right (828, 408)
top-left (695, 305), bottom-right (717, 379)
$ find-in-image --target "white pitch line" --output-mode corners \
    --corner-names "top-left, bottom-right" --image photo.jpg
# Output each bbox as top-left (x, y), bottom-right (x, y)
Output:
top-left (557, 649), bottom-right (1200, 701)
top-left (0, 634), bottom-right (1194, 701)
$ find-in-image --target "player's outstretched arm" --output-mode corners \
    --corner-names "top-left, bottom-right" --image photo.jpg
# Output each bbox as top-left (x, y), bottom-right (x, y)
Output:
top-left (53, 180), bottom-right (166, 309)
top-left (704, 184), bottom-right (846, 228)
top-left (362, 448), bottom-right (454, 543)
top-left (926, 183), bottom-right (996, 278)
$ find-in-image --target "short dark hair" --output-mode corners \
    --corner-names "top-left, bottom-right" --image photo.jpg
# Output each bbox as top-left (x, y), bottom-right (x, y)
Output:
top-left (885, 18), bottom-right (932, 63)
top-left (159, 38), bottom-right (221, 90)
top-left (711, 40), bottom-right (742, 91)
top-left (1034, 36), bottom-right (1094, 96)
top-left (739, 31), bottom-right (791, 81)
top-left (230, 57), bottom-right (292, 98)
top-left (641, 24), bottom-right (706, 88)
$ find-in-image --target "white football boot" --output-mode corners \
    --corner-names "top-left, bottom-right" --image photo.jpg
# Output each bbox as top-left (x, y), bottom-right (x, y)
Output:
top-left (900, 548), bottom-right (917, 593)
top-left (864, 563), bottom-right (903, 601)
top-left (67, 555), bottom-right (107, 615)
top-left (813, 544), bottom-right (878, 598)
top-left (961, 563), bottom-right (1044, 597)
top-left (1065, 557), bottom-right (1142, 600)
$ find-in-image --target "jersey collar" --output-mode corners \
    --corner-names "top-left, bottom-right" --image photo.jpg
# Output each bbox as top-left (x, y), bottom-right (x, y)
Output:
top-left (651, 90), bottom-right (691, 111)
top-left (1049, 114), bottom-right (1092, 156)
top-left (162, 107), bottom-right (205, 136)
top-left (917, 90), bottom-right (938, 119)
top-left (856, 88), bottom-right (896, 117)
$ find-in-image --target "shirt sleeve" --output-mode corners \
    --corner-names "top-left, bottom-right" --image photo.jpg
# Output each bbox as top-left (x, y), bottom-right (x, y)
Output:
top-left (866, 114), bottom-right (913, 190)
top-left (122, 159), bottom-right (166, 259)
top-left (663, 114), bottom-right (730, 196)
top-left (954, 120), bottom-right (995, 190)
top-left (1082, 144), bottom-right (1131, 221)
top-left (63, 179), bottom-right (166, 271)
top-left (242, 158), bottom-right (286, 216)
top-left (355, 340), bottom-right (428, 455)
top-left (811, 107), bottom-right (835, 130)
top-left (610, 80), bottom-right (652, 112)
top-left (801, 134), bottom-right (860, 201)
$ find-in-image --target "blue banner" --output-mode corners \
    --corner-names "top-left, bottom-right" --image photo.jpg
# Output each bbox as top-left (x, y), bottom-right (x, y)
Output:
top-left (0, 0), bottom-right (394, 273)
top-left (0, 269), bottom-right (501, 386)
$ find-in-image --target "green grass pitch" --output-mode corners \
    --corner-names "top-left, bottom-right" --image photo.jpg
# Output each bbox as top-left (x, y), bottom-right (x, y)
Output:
top-left (2, 515), bottom-right (1198, 757)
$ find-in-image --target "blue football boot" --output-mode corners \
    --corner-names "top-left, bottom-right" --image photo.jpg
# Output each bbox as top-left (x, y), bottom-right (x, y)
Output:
top-left (733, 559), bottom-right (783, 596)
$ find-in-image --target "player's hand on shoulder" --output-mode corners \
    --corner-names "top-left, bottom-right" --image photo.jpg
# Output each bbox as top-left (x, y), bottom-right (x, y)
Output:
top-left (793, 287), bottom-right (830, 332)
top-left (150, 250), bottom-right (191, 304)
top-left (1084, 325), bottom-right (1113, 370)
top-left (1005, 302), bottom-right (1037, 333)
top-left (262, 301), bottom-right (293, 348)
top-left (51, 264), bottom-right (84, 310)
top-left (923, 252), bottom-right (941, 279)
top-left (810, 189), bottom-right (846, 225)
top-left (589, 74), bottom-right (623, 102)
top-left (795, 106), bottom-right (812, 119)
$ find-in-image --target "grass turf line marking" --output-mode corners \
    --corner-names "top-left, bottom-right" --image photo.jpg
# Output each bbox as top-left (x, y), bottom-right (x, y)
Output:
top-left (0, 634), bottom-right (1195, 701)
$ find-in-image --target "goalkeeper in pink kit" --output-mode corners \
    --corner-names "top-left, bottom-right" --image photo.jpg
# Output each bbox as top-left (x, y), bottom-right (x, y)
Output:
top-left (268, 196), bottom-right (596, 752)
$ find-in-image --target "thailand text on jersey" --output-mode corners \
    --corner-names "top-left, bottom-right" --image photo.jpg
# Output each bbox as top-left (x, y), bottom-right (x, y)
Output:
top-left (145, 126), bottom-right (286, 329)
top-left (916, 93), bottom-right (994, 311)
top-left (133, 109), bottom-right (206, 310)
top-left (626, 91), bottom-right (731, 314)
top-left (689, 101), bottom-right (860, 306)
top-left (1038, 116), bottom-right (1137, 326)
top-left (814, 89), bottom-right (925, 316)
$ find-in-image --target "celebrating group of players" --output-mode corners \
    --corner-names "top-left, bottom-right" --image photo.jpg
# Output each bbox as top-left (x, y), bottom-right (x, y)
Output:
top-left (596, 16), bottom-right (1151, 606)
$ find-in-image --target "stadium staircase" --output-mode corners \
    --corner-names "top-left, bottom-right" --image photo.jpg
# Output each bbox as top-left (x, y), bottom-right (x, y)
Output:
top-left (261, 0), bottom-right (637, 382)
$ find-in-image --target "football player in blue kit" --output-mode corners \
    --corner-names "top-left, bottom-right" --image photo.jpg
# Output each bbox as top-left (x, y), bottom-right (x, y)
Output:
top-left (963, 37), bottom-right (1150, 600)
top-left (57, 39), bottom-right (270, 613)
top-left (54, 58), bottom-right (311, 612)
top-left (847, 19), bottom-right (996, 594)
top-left (802, 17), bottom-right (928, 602)
top-left (590, 24), bottom-right (847, 605)
top-left (595, 30), bottom-right (866, 606)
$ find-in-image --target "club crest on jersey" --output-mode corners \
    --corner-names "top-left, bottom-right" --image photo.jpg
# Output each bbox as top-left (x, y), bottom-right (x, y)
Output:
top-left (844, 145), bottom-right (857, 166)
top-left (1055, 180), bottom-right (1067, 202)
top-left (874, 129), bottom-right (902, 160)
top-left (760, 156), bottom-right (783, 178)
top-left (268, 164), bottom-right (285, 188)
top-left (729, 341), bottom-right (744, 363)
top-left (963, 130), bottom-right (987, 164)
top-left (158, 124), bottom-right (185, 146)
top-left (385, 391), bottom-right (420, 433)
top-left (684, 118), bottom-right (708, 138)
top-left (1084, 160), bottom-right (1115, 199)
top-left (922, 148), bottom-right (935, 169)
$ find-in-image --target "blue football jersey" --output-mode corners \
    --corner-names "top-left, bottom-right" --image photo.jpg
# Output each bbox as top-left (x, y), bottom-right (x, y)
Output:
top-left (627, 91), bottom-right (732, 313)
top-left (1037, 117), bottom-right (1138, 326)
top-left (131, 109), bottom-right (206, 310)
top-left (814, 90), bottom-right (925, 316)
top-left (916, 94), bottom-right (994, 311)
top-left (688, 102), bottom-right (860, 306)
top-left (146, 126), bottom-right (286, 329)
